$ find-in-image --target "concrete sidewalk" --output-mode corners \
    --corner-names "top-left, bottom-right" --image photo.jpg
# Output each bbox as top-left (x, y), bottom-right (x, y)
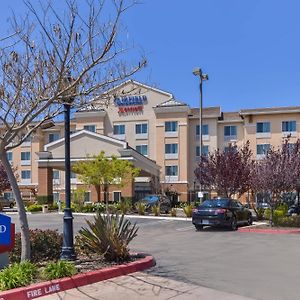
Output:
top-left (39, 272), bottom-right (256, 300)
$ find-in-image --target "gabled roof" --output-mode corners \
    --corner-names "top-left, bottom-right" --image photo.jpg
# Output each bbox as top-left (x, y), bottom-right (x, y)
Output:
top-left (44, 130), bottom-right (127, 151)
top-left (156, 98), bottom-right (188, 107)
top-left (101, 79), bottom-right (174, 98)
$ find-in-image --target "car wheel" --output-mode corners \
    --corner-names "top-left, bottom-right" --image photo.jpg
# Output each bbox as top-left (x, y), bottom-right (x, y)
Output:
top-left (9, 203), bottom-right (14, 209)
top-left (230, 217), bottom-right (238, 231)
top-left (195, 225), bottom-right (203, 231)
top-left (247, 214), bottom-right (253, 226)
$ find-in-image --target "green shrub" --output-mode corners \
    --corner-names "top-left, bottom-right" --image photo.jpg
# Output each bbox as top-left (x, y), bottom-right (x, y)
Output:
top-left (264, 208), bottom-right (285, 224)
top-left (0, 261), bottom-right (37, 291)
top-left (117, 198), bottom-right (132, 215)
top-left (36, 195), bottom-right (53, 205)
top-left (183, 204), bottom-right (193, 218)
top-left (26, 204), bottom-right (42, 212)
top-left (275, 216), bottom-right (300, 227)
top-left (152, 205), bottom-right (160, 216)
top-left (170, 208), bottom-right (177, 217)
top-left (136, 202), bottom-right (146, 215)
top-left (78, 213), bottom-right (138, 262)
top-left (49, 203), bottom-right (58, 210)
top-left (42, 260), bottom-right (77, 280)
top-left (10, 229), bottom-right (63, 263)
top-left (254, 207), bottom-right (265, 220)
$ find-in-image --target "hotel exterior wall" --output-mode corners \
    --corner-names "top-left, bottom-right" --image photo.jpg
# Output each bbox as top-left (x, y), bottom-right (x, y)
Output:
top-left (243, 113), bottom-right (300, 157)
top-left (187, 117), bottom-right (219, 186)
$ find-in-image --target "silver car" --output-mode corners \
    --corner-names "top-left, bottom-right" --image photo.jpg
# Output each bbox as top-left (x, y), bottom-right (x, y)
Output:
top-left (0, 196), bottom-right (15, 208)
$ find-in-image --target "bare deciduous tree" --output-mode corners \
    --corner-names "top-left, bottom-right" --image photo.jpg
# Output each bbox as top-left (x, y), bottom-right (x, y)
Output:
top-left (0, 0), bottom-right (145, 260)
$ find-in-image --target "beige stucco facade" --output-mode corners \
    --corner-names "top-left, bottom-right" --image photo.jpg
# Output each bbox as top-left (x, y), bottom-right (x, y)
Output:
top-left (4, 80), bottom-right (300, 203)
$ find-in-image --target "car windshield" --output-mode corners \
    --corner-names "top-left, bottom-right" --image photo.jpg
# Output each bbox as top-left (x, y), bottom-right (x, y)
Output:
top-left (199, 199), bottom-right (230, 208)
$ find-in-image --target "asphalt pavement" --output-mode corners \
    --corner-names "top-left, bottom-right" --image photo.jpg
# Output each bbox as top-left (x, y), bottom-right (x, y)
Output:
top-left (7, 212), bottom-right (300, 300)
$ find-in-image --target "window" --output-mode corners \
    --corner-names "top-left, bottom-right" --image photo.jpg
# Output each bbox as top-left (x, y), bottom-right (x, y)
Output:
top-left (135, 123), bottom-right (148, 134)
top-left (83, 125), bottom-right (96, 132)
top-left (165, 144), bottom-right (178, 154)
top-left (224, 126), bottom-right (237, 138)
top-left (21, 152), bottom-right (31, 161)
top-left (256, 122), bottom-right (270, 133)
top-left (53, 192), bottom-right (60, 202)
top-left (70, 172), bottom-right (76, 179)
top-left (84, 192), bottom-right (91, 202)
top-left (113, 191), bottom-right (121, 202)
top-left (6, 152), bottom-right (13, 161)
top-left (21, 170), bottom-right (31, 179)
top-left (49, 133), bottom-right (60, 143)
top-left (282, 121), bottom-right (296, 132)
top-left (257, 144), bottom-right (271, 155)
top-left (165, 121), bottom-right (178, 132)
top-left (196, 124), bottom-right (209, 136)
top-left (165, 165), bottom-right (178, 176)
top-left (196, 145), bottom-right (209, 157)
top-left (53, 170), bottom-right (60, 180)
top-left (113, 124), bottom-right (125, 135)
top-left (136, 145), bottom-right (148, 156)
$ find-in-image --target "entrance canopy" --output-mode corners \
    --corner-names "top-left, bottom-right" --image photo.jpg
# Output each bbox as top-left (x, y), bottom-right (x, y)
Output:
top-left (37, 130), bottom-right (160, 177)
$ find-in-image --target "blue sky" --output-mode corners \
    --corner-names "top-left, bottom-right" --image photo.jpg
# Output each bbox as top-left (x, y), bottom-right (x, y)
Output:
top-left (1, 0), bottom-right (300, 111)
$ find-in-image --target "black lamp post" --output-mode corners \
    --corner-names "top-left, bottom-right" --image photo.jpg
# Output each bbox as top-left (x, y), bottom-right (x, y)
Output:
top-left (60, 79), bottom-right (76, 260)
top-left (193, 68), bottom-right (208, 202)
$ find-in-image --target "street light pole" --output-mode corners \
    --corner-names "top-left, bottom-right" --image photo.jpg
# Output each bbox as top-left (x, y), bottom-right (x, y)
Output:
top-left (60, 102), bottom-right (76, 260)
top-left (60, 76), bottom-right (76, 261)
top-left (193, 68), bottom-right (208, 201)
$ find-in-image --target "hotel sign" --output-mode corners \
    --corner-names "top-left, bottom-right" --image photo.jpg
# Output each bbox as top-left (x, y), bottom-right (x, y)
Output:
top-left (0, 214), bottom-right (11, 246)
top-left (114, 95), bottom-right (147, 114)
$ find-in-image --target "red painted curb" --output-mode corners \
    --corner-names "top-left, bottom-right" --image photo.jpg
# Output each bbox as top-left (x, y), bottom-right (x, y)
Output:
top-left (0, 255), bottom-right (155, 300)
top-left (238, 228), bottom-right (300, 234)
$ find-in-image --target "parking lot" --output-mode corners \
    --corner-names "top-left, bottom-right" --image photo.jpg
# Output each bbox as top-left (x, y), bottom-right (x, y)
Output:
top-left (8, 213), bottom-right (300, 300)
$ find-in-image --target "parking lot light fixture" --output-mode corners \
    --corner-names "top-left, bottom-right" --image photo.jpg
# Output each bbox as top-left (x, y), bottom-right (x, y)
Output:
top-left (193, 67), bottom-right (209, 202)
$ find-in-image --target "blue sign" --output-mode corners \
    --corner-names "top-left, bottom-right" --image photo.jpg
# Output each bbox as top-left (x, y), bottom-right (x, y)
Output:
top-left (0, 214), bottom-right (11, 246)
top-left (114, 95), bottom-right (147, 106)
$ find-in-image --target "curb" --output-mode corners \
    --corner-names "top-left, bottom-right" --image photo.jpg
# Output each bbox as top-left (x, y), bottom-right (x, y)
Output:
top-left (238, 228), bottom-right (300, 234)
top-left (59, 212), bottom-right (192, 221)
top-left (0, 255), bottom-right (155, 300)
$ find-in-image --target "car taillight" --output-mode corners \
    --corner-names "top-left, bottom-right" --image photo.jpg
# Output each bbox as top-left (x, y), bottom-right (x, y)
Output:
top-left (215, 208), bottom-right (227, 214)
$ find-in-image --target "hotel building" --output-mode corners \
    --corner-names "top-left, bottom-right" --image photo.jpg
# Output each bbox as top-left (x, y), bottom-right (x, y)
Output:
top-left (4, 80), bottom-right (300, 203)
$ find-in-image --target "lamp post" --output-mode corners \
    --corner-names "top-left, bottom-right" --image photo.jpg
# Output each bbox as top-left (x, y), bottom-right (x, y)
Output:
top-left (60, 77), bottom-right (76, 260)
top-left (193, 68), bottom-right (208, 202)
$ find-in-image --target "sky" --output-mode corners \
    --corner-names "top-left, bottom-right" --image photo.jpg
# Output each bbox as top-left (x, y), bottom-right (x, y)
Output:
top-left (1, 0), bottom-right (300, 111)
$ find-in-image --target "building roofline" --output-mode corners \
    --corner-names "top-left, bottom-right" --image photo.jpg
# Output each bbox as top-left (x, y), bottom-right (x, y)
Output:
top-left (240, 106), bottom-right (300, 116)
top-left (44, 130), bottom-right (128, 151)
top-left (101, 79), bottom-right (174, 98)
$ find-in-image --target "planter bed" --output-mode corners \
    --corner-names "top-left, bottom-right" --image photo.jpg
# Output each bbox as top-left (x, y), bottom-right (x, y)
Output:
top-left (0, 253), bottom-right (155, 300)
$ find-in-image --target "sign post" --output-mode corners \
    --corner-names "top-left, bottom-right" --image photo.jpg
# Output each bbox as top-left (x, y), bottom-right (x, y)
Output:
top-left (0, 214), bottom-right (14, 270)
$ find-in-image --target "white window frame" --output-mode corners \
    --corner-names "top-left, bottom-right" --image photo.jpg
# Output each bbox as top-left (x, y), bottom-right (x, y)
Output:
top-left (21, 151), bottom-right (31, 166)
top-left (83, 125), bottom-right (96, 132)
top-left (53, 170), bottom-right (60, 185)
top-left (135, 123), bottom-right (148, 139)
top-left (256, 122), bottom-right (271, 138)
top-left (48, 132), bottom-right (60, 143)
top-left (165, 121), bottom-right (178, 137)
top-left (165, 165), bottom-right (179, 182)
top-left (113, 191), bottom-right (122, 202)
top-left (136, 144), bottom-right (148, 156)
top-left (224, 125), bottom-right (237, 141)
top-left (165, 143), bottom-right (178, 159)
top-left (21, 170), bottom-right (31, 184)
top-left (113, 124), bottom-right (126, 140)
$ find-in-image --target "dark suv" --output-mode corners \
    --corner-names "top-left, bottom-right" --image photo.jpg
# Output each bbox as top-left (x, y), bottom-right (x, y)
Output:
top-left (192, 198), bottom-right (253, 231)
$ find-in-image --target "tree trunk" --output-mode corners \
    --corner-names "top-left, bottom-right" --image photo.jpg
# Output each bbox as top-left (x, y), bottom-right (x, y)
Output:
top-left (1, 150), bottom-right (31, 261)
top-left (95, 185), bottom-right (101, 203)
top-left (104, 183), bottom-right (109, 213)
